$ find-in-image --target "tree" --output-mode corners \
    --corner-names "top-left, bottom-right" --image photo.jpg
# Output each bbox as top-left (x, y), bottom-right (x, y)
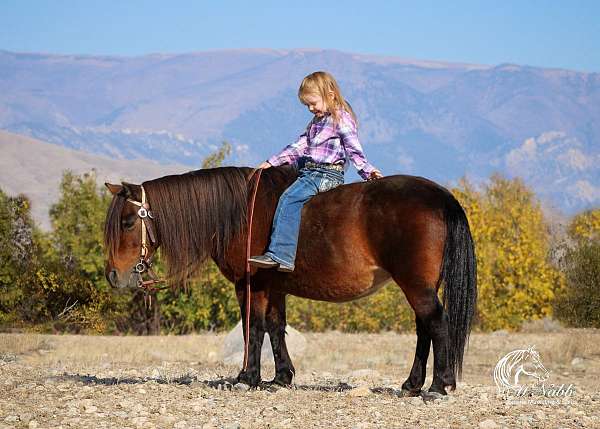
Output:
top-left (554, 208), bottom-right (600, 327)
top-left (0, 189), bottom-right (35, 327)
top-left (48, 170), bottom-right (111, 286)
top-left (201, 141), bottom-right (232, 169)
top-left (568, 209), bottom-right (600, 243)
top-left (452, 175), bottom-right (563, 331)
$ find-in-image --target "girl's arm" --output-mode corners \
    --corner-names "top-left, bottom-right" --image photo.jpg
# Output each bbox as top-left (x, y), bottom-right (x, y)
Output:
top-left (338, 112), bottom-right (380, 180)
top-left (266, 132), bottom-right (308, 167)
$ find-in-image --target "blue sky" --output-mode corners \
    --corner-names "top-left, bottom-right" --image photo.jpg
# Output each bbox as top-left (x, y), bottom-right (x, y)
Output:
top-left (1, 0), bottom-right (599, 72)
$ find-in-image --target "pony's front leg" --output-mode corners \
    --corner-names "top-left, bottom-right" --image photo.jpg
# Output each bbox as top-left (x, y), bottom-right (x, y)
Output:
top-left (235, 281), bottom-right (267, 387)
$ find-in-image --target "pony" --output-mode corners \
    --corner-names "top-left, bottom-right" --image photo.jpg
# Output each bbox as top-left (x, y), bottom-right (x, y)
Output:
top-left (104, 165), bottom-right (477, 397)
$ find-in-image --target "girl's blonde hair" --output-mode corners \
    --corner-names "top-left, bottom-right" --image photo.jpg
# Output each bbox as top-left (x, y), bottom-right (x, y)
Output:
top-left (298, 71), bottom-right (357, 126)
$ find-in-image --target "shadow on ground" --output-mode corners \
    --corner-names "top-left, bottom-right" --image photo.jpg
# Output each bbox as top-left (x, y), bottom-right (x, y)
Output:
top-left (53, 373), bottom-right (438, 401)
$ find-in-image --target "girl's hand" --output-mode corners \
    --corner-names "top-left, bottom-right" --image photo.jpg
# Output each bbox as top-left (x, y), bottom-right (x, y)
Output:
top-left (258, 161), bottom-right (272, 169)
top-left (368, 170), bottom-right (383, 181)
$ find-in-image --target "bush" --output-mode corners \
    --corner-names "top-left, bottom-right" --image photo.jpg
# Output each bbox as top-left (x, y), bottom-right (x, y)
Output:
top-left (554, 209), bottom-right (600, 328)
top-left (287, 283), bottom-right (414, 332)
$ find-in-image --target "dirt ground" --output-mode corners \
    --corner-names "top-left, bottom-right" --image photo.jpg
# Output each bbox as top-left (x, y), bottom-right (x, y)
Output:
top-left (1, 328), bottom-right (599, 428)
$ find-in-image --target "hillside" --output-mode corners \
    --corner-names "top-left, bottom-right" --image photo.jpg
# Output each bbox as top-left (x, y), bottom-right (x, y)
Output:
top-left (0, 130), bottom-right (188, 229)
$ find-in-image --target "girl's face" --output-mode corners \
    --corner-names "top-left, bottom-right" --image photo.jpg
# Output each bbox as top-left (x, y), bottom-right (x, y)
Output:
top-left (303, 93), bottom-right (328, 117)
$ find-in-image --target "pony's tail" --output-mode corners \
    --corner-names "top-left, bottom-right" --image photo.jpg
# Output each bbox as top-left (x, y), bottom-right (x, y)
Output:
top-left (439, 195), bottom-right (477, 378)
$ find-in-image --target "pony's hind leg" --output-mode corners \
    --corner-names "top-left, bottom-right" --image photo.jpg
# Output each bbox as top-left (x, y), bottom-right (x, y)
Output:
top-left (401, 317), bottom-right (431, 396)
top-left (265, 291), bottom-right (295, 386)
top-left (398, 283), bottom-right (456, 397)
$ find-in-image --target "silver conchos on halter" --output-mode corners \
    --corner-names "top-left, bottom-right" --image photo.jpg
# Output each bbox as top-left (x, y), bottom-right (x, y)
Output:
top-left (126, 185), bottom-right (163, 291)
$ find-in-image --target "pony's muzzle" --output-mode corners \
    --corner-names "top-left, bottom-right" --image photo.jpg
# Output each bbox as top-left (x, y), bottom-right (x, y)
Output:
top-left (106, 268), bottom-right (134, 289)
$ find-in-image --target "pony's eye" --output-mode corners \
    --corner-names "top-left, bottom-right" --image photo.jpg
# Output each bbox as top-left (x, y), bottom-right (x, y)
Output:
top-left (121, 215), bottom-right (136, 231)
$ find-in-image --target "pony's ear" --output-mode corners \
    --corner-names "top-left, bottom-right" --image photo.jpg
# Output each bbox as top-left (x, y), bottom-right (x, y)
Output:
top-left (120, 182), bottom-right (138, 199)
top-left (105, 183), bottom-right (123, 195)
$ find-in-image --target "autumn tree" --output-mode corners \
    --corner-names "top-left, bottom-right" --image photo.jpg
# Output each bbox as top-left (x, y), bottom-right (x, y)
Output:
top-left (554, 208), bottom-right (600, 327)
top-left (452, 175), bottom-right (563, 331)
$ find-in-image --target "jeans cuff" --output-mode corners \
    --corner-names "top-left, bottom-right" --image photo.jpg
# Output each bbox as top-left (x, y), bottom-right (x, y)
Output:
top-left (264, 252), bottom-right (295, 270)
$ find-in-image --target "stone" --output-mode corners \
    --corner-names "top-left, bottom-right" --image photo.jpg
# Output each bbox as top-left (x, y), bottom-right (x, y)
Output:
top-left (233, 383), bottom-right (250, 392)
top-left (406, 396), bottom-right (424, 406)
top-left (83, 405), bottom-right (98, 413)
top-left (221, 322), bottom-right (306, 366)
top-left (131, 417), bottom-right (147, 427)
top-left (348, 385), bottom-right (372, 397)
top-left (571, 357), bottom-right (584, 367)
top-left (478, 419), bottom-right (499, 429)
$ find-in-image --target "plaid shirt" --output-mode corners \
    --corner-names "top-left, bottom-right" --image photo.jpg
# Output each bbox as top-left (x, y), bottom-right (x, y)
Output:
top-left (267, 109), bottom-right (377, 180)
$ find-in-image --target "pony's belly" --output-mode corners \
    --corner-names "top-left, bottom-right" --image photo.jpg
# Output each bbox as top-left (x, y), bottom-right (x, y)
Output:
top-left (286, 266), bottom-right (392, 302)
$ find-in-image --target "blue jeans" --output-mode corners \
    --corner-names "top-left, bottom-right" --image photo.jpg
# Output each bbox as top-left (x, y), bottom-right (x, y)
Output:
top-left (265, 167), bottom-right (344, 270)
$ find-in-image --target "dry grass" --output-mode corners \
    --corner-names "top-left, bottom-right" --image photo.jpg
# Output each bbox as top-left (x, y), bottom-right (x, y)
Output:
top-left (2, 329), bottom-right (598, 389)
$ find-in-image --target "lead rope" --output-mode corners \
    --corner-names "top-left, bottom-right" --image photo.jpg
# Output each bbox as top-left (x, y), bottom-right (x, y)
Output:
top-left (243, 168), bottom-right (263, 372)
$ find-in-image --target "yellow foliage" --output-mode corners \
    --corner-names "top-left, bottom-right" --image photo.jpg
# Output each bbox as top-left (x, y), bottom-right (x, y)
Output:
top-left (568, 209), bottom-right (600, 243)
top-left (453, 175), bottom-right (564, 331)
top-left (287, 283), bottom-right (414, 332)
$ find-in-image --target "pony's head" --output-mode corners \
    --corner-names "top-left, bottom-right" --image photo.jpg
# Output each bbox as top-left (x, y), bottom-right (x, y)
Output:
top-left (103, 168), bottom-right (252, 290)
top-left (103, 182), bottom-right (159, 288)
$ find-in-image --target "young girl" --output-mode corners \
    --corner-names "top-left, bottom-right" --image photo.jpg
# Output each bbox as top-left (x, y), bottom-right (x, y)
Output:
top-left (249, 71), bottom-right (383, 272)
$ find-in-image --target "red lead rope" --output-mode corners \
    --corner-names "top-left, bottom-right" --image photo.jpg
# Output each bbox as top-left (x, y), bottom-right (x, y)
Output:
top-left (243, 168), bottom-right (263, 372)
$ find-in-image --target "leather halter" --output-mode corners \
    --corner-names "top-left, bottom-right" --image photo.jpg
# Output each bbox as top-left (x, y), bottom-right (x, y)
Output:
top-left (126, 185), bottom-right (166, 294)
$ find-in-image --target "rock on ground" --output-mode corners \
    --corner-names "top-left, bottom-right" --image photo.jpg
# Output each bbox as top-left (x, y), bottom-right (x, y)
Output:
top-left (221, 322), bottom-right (306, 366)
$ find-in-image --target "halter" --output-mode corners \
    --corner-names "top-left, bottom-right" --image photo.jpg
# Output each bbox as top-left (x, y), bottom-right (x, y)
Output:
top-left (126, 185), bottom-right (166, 296)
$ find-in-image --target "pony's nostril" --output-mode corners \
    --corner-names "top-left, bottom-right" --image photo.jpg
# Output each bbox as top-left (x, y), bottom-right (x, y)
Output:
top-left (108, 269), bottom-right (118, 286)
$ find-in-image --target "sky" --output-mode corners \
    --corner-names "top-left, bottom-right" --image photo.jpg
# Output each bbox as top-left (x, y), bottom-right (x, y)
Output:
top-left (1, 0), bottom-right (599, 72)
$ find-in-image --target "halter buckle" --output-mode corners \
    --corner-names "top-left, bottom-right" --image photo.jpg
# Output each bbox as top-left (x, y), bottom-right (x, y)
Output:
top-left (135, 260), bottom-right (147, 273)
top-left (137, 207), bottom-right (148, 218)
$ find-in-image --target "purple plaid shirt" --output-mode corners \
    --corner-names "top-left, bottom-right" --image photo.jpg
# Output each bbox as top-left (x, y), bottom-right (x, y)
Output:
top-left (267, 109), bottom-right (378, 180)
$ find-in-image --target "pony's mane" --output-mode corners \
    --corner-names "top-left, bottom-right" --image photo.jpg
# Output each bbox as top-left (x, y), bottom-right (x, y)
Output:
top-left (145, 166), bottom-right (252, 286)
top-left (105, 166), bottom-right (276, 287)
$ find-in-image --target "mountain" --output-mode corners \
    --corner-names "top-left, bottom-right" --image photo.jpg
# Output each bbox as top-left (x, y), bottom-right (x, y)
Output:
top-left (0, 129), bottom-right (188, 229)
top-left (0, 48), bottom-right (598, 212)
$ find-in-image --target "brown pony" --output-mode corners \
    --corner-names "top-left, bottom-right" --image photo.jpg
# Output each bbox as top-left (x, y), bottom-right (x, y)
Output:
top-left (104, 165), bottom-right (476, 397)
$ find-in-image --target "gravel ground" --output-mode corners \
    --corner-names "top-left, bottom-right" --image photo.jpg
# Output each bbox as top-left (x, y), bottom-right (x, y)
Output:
top-left (1, 330), bottom-right (599, 428)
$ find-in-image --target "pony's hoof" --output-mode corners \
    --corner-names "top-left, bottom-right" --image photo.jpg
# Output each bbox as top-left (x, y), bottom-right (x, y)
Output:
top-left (270, 369), bottom-right (294, 387)
top-left (399, 388), bottom-right (421, 397)
top-left (236, 371), bottom-right (260, 388)
top-left (257, 381), bottom-right (282, 392)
